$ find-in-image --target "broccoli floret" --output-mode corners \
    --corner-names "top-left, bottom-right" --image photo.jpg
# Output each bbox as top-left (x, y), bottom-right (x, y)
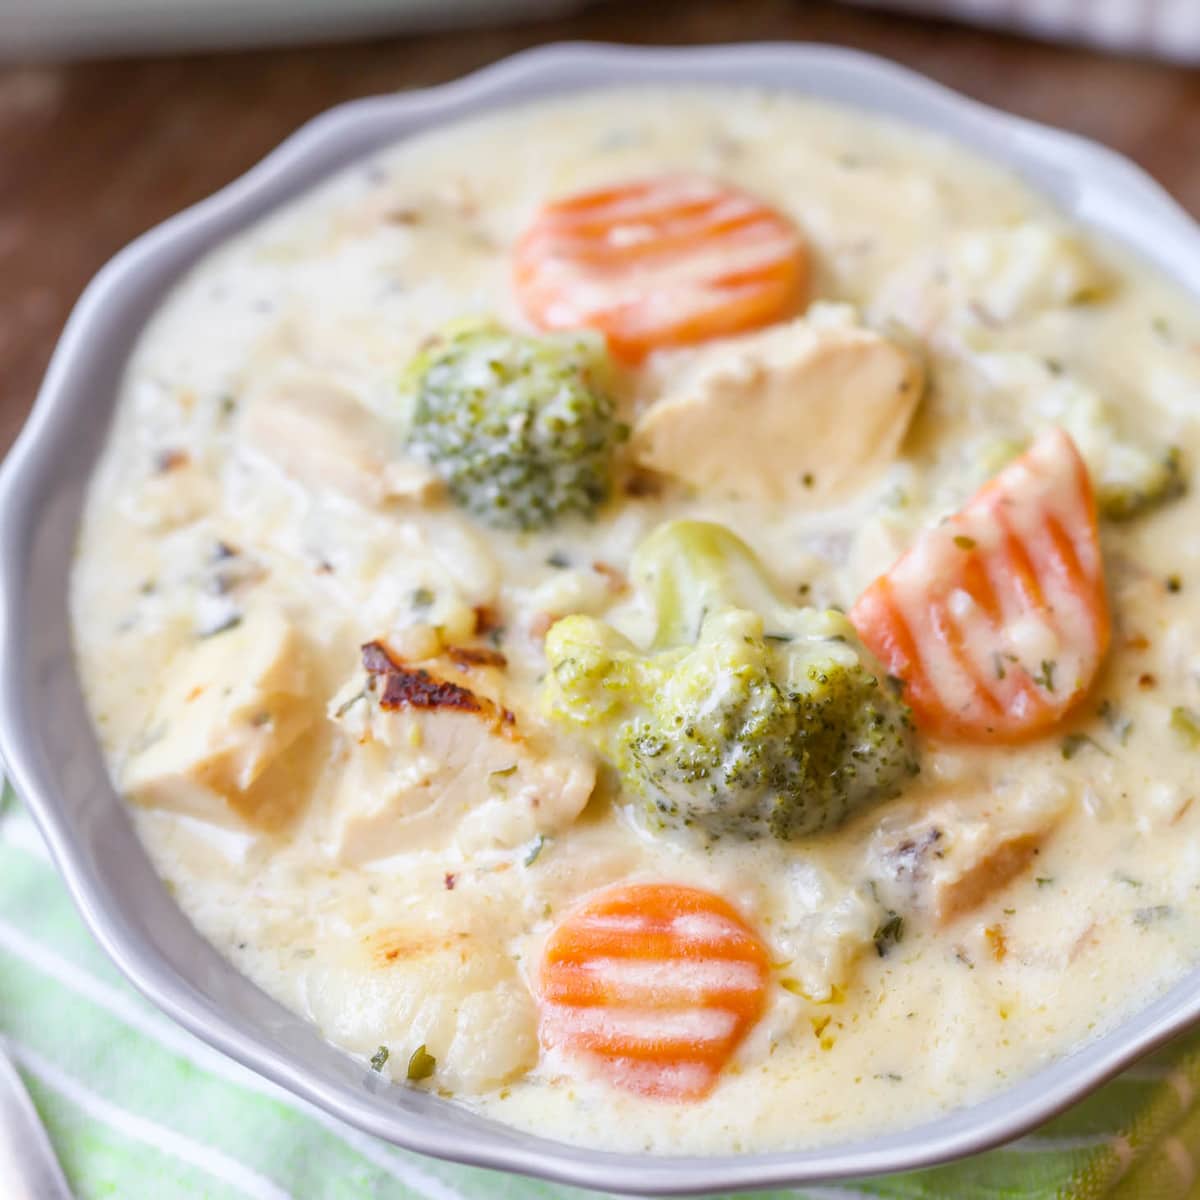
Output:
top-left (543, 520), bottom-right (918, 841)
top-left (1096, 443), bottom-right (1185, 522)
top-left (1044, 384), bottom-right (1186, 523)
top-left (404, 322), bottom-right (627, 530)
top-left (969, 431), bottom-right (1185, 524)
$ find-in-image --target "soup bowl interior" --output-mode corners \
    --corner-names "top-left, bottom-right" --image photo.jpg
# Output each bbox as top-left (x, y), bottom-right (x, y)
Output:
top-left (2, 42), bottom-right (1200, 1195)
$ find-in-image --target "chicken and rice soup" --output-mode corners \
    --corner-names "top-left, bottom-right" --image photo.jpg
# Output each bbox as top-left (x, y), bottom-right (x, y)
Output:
top-left (71, 87), bottom-right (1200, 1153)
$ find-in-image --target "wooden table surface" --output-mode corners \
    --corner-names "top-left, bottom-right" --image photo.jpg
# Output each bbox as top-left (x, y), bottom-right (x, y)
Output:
top-left (3, 0), bottom-right (1199, 457)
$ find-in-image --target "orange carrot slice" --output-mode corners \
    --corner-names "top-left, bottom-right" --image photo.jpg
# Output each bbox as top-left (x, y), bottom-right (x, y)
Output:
top-left (512, 174), bottom-right (809, 362)
top-left (850, 427), bottom-right (1110, 741)
top-left (537, 883), bottom-right (769, 1100)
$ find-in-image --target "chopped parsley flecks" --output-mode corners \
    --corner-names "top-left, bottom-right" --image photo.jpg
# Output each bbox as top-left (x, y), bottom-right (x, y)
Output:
top-left (489, 765), bottom-right (519, 793)
top-left (523, 834), bottom-right (547, 867)
top-left (1098, 700), bottom-right (1133, 745)
top-left (873, 912), bottom-right (904, 958)
top-left (1034, 660), bottom-right (1057, 693)
top-left (334, 689), bottom-right (368, 720)
top-left (1061, 733), bottom-right (1108, 761)
top-left (1171, 707), bottom-right (1200, 749)
top-left (407, 1045), bottom-right (437, 1081)
top-left (993, 652), bottom-right (1018, 681)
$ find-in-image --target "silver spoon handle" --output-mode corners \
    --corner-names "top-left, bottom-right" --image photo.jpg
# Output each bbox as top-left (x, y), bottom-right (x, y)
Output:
top-left (0, 1043), bottom-right (72, 1200)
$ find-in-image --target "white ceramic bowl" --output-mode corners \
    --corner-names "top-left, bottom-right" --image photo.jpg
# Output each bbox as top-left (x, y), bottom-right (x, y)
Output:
top-left (3, 43), bottom-right (1200, 1196)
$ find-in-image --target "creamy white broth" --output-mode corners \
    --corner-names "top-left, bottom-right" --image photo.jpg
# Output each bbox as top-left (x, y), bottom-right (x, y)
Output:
top-left (70, 86), bottom-right (1200, 1154)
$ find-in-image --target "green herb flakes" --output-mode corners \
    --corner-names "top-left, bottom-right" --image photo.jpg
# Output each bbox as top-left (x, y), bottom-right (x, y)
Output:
top-left (1061, 733), bottom-right (1108, 760)
top-left (1171, 706), bottom-right (1200, 748)
top-left (490, 763), bottom-right (519, 793)
top-left (407, 1045), bottom-right (437, 1081)
top-left (334, 689), bottom-right (368, 719)
top-left (1034, 660), bottom-right (1057, 692)
top-left (1098, 700), bottom-right (1133, 745)
top-left (873, 912), bottom-right (904, 958)
top-left (369, 1046), bottom-right (389, 1072)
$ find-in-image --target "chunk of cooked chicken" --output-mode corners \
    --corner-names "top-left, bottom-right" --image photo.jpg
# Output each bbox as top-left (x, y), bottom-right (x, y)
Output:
top-left (241, 371), bottom-right (441, 508)
top-left (867, 785), bottom-right (1069, 926)
top-left (775, 862), bottom-right (883, 1003)
top-left (631, 307), bottom-right (923, 504)
top-left (130, 457), bottom-right (218, 531)
top-left (327, 641), bottom-right (595, 863)
top-left (122, 608), bottom-right (318, 831)
top-left (305, 920), bottom-right (538, 1093)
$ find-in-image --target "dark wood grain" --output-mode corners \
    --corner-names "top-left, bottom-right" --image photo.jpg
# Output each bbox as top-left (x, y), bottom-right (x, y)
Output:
top-left (3, 0), bottom-right (1198, 455)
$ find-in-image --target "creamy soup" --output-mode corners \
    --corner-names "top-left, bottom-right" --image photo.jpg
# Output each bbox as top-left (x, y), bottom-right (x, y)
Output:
top-left (71, 87), bottom-right (1200, 1154)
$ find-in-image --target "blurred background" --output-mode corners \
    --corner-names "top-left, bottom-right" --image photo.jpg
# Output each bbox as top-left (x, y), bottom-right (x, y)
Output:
top-left (1, 0), bottom-right (1198, 455)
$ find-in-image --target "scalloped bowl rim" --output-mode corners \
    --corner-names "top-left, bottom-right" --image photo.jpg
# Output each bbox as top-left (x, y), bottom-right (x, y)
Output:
top-left (3, 42), bottom-right (1200, 1196)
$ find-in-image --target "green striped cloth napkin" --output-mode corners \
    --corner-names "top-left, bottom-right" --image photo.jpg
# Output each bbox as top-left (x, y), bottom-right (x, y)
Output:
top-left (4, 776), bottom-right (1200, 1200)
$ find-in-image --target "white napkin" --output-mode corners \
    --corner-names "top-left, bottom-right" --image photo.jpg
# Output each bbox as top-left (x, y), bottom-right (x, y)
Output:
top-left (845, 0), bottom-right (1200, 62)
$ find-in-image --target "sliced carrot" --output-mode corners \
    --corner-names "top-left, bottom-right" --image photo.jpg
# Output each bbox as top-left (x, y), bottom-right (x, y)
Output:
top-left (512, 174), bottom-right (809, 363)
top-left (850, 427), bottom-right (1110, 741)
top-left (537, 883), bottom-right (769, 1100)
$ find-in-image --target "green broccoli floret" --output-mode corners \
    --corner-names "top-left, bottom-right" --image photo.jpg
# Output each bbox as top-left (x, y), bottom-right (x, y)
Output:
top-left (1096, 443), bottom-right (1185, 522)
top-left (542, 520), bottom-right (918, 841)
top-left (1046, 384), bottom-right (1186, 523)
top-left (404, 321), bottom-right (626, 530)
top-left (969, 431), bottom-right (1185, 523)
